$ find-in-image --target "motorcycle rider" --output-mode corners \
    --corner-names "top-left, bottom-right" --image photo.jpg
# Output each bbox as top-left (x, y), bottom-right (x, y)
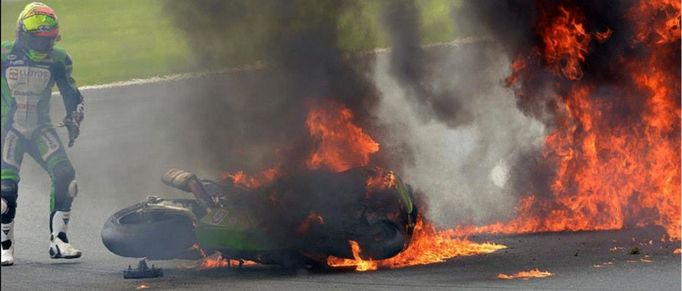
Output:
top-left (1, 2), bottom-right (85, 266)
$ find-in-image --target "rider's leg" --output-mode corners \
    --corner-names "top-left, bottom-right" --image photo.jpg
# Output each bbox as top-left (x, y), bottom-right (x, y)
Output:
top-left (1, 128), bottom-right (26, 266)
top-left (47, 160), bottom-right (81, 259)
top-left (1, 179), bottom-right (18, 266)
top-left (28, 127), bottom-right (81, 259)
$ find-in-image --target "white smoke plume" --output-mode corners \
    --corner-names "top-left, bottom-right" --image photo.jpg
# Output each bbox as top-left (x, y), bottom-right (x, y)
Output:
top-left (373, 43), bottom-right (546, 227)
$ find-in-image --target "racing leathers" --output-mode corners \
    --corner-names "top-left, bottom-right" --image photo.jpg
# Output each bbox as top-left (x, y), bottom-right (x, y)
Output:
top-left (1, 40), bottom-right (84, 264)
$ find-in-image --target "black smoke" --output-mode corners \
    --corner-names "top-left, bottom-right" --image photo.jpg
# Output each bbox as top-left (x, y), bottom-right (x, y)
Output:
top-left (164, 0), bottom-right (381, 174)
top-left (457, 0), bottom-right (648, 124)
top-left (162, 0), bottom-right (413, 260)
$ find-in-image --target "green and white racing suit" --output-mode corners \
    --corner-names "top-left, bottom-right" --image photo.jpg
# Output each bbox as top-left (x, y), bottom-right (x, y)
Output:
top-left (1, 40), bottom-right (83, 236)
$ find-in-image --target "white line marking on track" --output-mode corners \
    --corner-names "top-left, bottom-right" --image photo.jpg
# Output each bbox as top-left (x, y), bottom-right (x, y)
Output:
top-left (58, 37), bottom-right (491, 95)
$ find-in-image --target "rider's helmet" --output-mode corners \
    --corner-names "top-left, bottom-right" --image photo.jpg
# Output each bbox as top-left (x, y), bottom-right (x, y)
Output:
top-left (15, 2), bottom-right (60, 61)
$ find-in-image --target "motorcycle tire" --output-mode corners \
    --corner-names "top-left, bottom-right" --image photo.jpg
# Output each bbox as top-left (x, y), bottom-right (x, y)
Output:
top-left (327, 220), bottom-right (407, 260)
top-left (101, 202), bottom-right (197, 259)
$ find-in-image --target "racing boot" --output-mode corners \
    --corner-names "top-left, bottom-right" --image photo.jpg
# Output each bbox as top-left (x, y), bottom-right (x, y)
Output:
top-left (48, 211), bottom-right (82, 259)
top-left (1, 221), bottom-right (14, 266)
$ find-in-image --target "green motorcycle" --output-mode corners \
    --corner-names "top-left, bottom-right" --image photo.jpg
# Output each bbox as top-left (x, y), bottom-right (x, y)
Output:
top-left (101, 166), bottom-right (418, 268)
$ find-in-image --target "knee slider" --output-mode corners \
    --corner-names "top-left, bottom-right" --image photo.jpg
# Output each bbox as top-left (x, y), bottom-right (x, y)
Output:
top-left (52, 162), bottom-right (76, 210)
top-left (68, 180), bottom-right (78, 198)
top-left (53, 161), bottom-right (75, 189)
top-left (1, 197), bottom-right (7, 215)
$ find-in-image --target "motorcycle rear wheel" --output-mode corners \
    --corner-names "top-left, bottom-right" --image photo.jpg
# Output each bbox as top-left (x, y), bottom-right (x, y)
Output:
top-left (101, 201), bottom-right (197, 259)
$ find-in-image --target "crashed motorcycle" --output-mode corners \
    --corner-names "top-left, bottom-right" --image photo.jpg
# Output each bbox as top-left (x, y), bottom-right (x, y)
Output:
top-left (101, 166), bottom-right (418, 268)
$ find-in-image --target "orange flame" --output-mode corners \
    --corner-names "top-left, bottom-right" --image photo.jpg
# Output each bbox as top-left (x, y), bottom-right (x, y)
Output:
top-left (178, 244), bottom-right (258, 270)
top-left (222, 167), bottom-right (279, 190)
top-left (377, 217), bottom-right (506, 269)
top-left (630, 0), bottom-right (681, 44)
top-left (538, 5), bottom-right (591, 80)
top-left (458, 0), bottom-right (681, 240)
top-left (304, 101), bottom-right (507, 270)
top-left (327, 240), bottom-right (379, 271)
top-left (327, 217), bottom-right (506, 271)
top-left (194, 254), bottom-right (257, 270)
top-left (497, 268), bottom-right (554, 280)
top-left (504, 57), bottom-right (527, 87)
top-left (366, 168), bottom-right (397, 191)
top-left (306, 100), bottom-right (380, 172)
top-left (594, 28), bottom-right (613, 43)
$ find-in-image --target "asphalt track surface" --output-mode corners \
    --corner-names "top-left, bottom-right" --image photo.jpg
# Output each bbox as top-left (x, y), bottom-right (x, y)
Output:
top-left (2, 43), bottom-right (681, 290)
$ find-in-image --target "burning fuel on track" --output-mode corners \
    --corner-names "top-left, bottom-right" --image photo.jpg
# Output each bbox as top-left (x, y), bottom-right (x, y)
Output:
top-left (453, 0), bottom-right (681, 241)
top-left (497, 268), bottom-right (555, 280)
top-left (164, 0), bottom-right (680, 272)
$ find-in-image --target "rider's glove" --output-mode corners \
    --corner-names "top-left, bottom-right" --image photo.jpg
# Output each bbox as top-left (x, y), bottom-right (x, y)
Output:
top-left (61, 103), bottom-right (84, 147)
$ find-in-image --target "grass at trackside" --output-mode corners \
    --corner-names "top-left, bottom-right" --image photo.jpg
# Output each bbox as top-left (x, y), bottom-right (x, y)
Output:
top-left (1, 0), bottom-right (462, 86)
top-left (1, 0), bottom-right (193, 86)
top-left (320, 0), bottom-right (462, 52)
top-left (417, 0), bottom-right (461, 44)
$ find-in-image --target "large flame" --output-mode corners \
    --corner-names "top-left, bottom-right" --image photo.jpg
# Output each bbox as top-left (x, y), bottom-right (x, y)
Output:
top-left (462, 0), bottom-right (681, 240)
top-left (213, 1), bottom-right (678, 274)
top-left (304, 99), bottom-right (508, 270)
top-left (376, 217), bottom-right (506, 269)
top-left (305, 100), bottom-right (380, 172)
top-left (219, 99), bottom-right (507, 271)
